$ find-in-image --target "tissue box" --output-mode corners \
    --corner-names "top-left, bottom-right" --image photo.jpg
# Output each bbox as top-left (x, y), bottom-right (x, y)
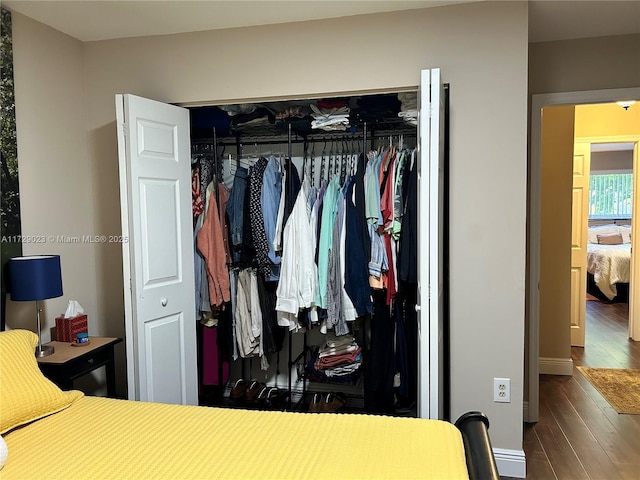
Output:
top-left (55, 314), bottom-right (88, 342)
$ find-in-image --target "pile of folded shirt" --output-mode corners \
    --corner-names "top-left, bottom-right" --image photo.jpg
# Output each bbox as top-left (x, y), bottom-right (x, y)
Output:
top-left (305, 334), bottom-right (362, 383)
top-left (397, 92), bottom-right (418, 126)
top-left (275, 105), bottom-right (308, 120)
top-left (310, 99), bottom-right (350, 131)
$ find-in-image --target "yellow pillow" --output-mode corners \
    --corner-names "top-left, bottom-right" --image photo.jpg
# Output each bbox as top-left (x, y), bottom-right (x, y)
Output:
top-left (0, 330), bottom-right (83, 434)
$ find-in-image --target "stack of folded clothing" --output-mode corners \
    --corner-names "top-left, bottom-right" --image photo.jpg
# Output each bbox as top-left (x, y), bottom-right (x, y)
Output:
top-left (275, 105), bottom-right (308, 120)
top-left (305, 335), bottom-right (362, 383)
top-left (310, 100), bottom-right (350, 131)
top-left (397, 92), bottom-right (418, 126)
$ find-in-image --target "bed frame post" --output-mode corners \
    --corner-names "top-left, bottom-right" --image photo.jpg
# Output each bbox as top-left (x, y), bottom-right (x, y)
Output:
top-left (454, 411), bottom-right (500, 480)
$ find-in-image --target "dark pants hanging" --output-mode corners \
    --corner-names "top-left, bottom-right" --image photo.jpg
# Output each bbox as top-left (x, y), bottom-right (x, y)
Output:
top-left (395, 283), bottom-right (418, 406)
top-left (364, 291), bottom-right (395, 414)
top-left (257, 278), bottom-right (284, 353)
top-left (405, 285), bottom-right (418, 404)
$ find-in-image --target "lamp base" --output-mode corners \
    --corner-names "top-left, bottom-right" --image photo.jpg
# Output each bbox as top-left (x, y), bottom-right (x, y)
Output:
top-left (35, 344), bottom-right (55, 358)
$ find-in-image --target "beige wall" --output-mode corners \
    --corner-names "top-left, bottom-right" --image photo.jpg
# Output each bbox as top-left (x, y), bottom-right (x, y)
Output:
top-left (529, 34), bottom-right (640, 95)
top-left (538, 106), bottom-right (575, 359)
top-left (10, 15), bottom-right (95, 333)
top-left (10, 1), bottom-right (528, 453)
top-left (9, 13), bottom-right (115, 394)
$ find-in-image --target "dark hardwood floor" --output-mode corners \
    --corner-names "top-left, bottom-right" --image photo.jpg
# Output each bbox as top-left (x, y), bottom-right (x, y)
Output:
top-left (523, 299), bottom-right (640, 480)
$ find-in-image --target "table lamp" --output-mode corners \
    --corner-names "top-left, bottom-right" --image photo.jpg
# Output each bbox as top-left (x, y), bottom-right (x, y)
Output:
top-left (8, 255), bottom-right (63, 357)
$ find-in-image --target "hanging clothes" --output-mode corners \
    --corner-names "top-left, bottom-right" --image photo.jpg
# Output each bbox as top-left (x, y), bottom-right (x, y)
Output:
top-left (197, 183), bottom-right (230, 308)
top-left (201, 324), bottom-right (230, 386)
top-left (398, 151), bottom-right (418, 284)
top-left (344, 166), bottom-right (373, 317)
top-left (261, 156), bottom-right (283, 281)
top-left (192, 167), bottom-right (204, 218)
top-left (193, 213), bottom-right (206, 320)
top-left (234, 268), bottom-right (262, 359)
top-left (276, 177), bottom-right (318, 331)
top-left (364, 290), bottom-right (395, 414)
top-left (248, 157), bottom-right (271, 278)
top-left (316, 176), bottom-right (341, 309)
top-left (226, 166), bottom-right (249, 263)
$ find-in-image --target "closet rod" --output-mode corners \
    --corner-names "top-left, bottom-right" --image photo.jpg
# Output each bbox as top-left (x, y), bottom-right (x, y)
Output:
top-left (194, 131), bottom-right (415, 148)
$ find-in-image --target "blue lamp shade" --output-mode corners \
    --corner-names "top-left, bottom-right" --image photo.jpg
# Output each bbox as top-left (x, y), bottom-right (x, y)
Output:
top-left (8, 255), bottom-right (63, 301)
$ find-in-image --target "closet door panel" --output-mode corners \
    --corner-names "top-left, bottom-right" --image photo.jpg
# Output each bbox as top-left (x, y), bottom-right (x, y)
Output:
top-left (116, 94), bottom-right (197, 405)
top-left (139, 178), bottom-right (180, 286)
top-left (417, 68), bottom-right (444, 420)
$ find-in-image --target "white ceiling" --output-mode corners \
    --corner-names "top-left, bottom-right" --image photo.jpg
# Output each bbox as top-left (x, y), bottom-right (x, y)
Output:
top-left (528, 1), bottom-right (640, 42)
top-left (3, 0), bottom-right (640, 43)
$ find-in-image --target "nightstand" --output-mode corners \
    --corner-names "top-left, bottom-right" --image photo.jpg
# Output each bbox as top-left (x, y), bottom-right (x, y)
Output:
top-left (37, 337), bottom-right (123, 397)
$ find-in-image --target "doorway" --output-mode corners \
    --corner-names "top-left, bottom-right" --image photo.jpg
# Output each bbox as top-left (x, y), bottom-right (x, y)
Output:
top-left (571, 139), bottom-right (634, 351)
top-left (527, 87), bottom-right (640, 423)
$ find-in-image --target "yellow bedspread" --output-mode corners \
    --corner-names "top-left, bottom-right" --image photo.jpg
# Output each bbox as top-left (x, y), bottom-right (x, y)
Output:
top-left (3, 396), bottom-right (469, 480)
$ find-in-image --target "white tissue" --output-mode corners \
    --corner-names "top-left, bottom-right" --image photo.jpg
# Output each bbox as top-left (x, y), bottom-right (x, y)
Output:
top-left (64, 300), bottom-right (85, 318)
top-left (0, 435), bottom-right (7, 470)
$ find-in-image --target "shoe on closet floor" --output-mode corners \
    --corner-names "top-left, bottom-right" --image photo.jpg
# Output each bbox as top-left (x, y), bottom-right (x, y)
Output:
top-left (323, 392), bottom-right (346, 413)
top-left (265, 387), bottom-right (289, 411)
top-left (229, 379), bottom-right (250, 401)
top-left (309, 393), bottom-right (322, 413)
top-left (256, 386), bottom-right (271, 409)
top-left (244, 381), bottom-right (265, 404)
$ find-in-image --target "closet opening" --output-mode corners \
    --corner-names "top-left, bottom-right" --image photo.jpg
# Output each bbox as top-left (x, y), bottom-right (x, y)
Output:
top-left (186, 87), bottom-right (450, 418)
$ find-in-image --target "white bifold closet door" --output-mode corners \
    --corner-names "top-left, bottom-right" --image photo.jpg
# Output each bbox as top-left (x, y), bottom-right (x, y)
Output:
top-left (115, 67), bottom-right (444, 414)
top-left (417, 68), bottom-right (445, 420)
top-left (116, 94), bottom-right (198, 405)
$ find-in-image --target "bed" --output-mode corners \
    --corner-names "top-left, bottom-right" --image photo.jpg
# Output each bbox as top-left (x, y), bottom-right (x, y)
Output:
top-left (0, 330), bottom-right (499, 480)
top-left (587, 224), bottom-right (632, 301)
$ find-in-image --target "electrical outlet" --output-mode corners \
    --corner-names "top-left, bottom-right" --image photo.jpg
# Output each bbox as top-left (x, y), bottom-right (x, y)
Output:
top-left (494, 378), bottom-right (511, 403)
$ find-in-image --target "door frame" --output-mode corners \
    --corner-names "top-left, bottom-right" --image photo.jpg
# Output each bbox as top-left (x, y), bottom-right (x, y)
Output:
top-left (527, 86), bottom-right (640, 423)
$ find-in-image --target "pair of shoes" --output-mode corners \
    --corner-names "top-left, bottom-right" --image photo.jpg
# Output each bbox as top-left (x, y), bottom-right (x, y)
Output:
top-left (256, 387), bottom-right (289, 411)
top-left (268, 387), bottom-right (289, 411)
top-left (308, 392), bottom-right (346, 413)
top-left (229, 379), bottom-right (265, 403)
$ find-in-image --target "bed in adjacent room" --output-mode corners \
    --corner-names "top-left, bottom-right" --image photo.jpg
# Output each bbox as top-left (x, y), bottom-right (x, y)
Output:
top-left (0, 330), bottom-right (499, 480)
top-left (587, 224), bottom-right (632, 301)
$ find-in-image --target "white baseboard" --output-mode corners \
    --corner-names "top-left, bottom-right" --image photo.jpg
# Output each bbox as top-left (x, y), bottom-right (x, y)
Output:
top-left (494, 448), bottom-right (526, 478)
top-left (539, 357), bottom-right (573, 375)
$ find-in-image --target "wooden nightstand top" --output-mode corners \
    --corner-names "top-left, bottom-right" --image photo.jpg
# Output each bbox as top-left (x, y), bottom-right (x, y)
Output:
top-left (37, 337), bottom-right (122, 364)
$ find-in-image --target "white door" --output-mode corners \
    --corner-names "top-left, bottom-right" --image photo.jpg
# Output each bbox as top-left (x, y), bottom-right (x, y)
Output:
top-left (570, 143), bottom-right (590, 347)
top-left (116, 94), bottom-right (198, 405)
top-left (631, 140), bottom-right (640, 340)
top-left (417, 68), bottom-right (445, 419)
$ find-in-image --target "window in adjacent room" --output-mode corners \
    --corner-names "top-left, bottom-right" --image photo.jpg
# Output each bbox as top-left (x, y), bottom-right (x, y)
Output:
top-left (589, 172), bottom-right (633, 219)
top-left (589, 144), bottom-right (634, 220)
